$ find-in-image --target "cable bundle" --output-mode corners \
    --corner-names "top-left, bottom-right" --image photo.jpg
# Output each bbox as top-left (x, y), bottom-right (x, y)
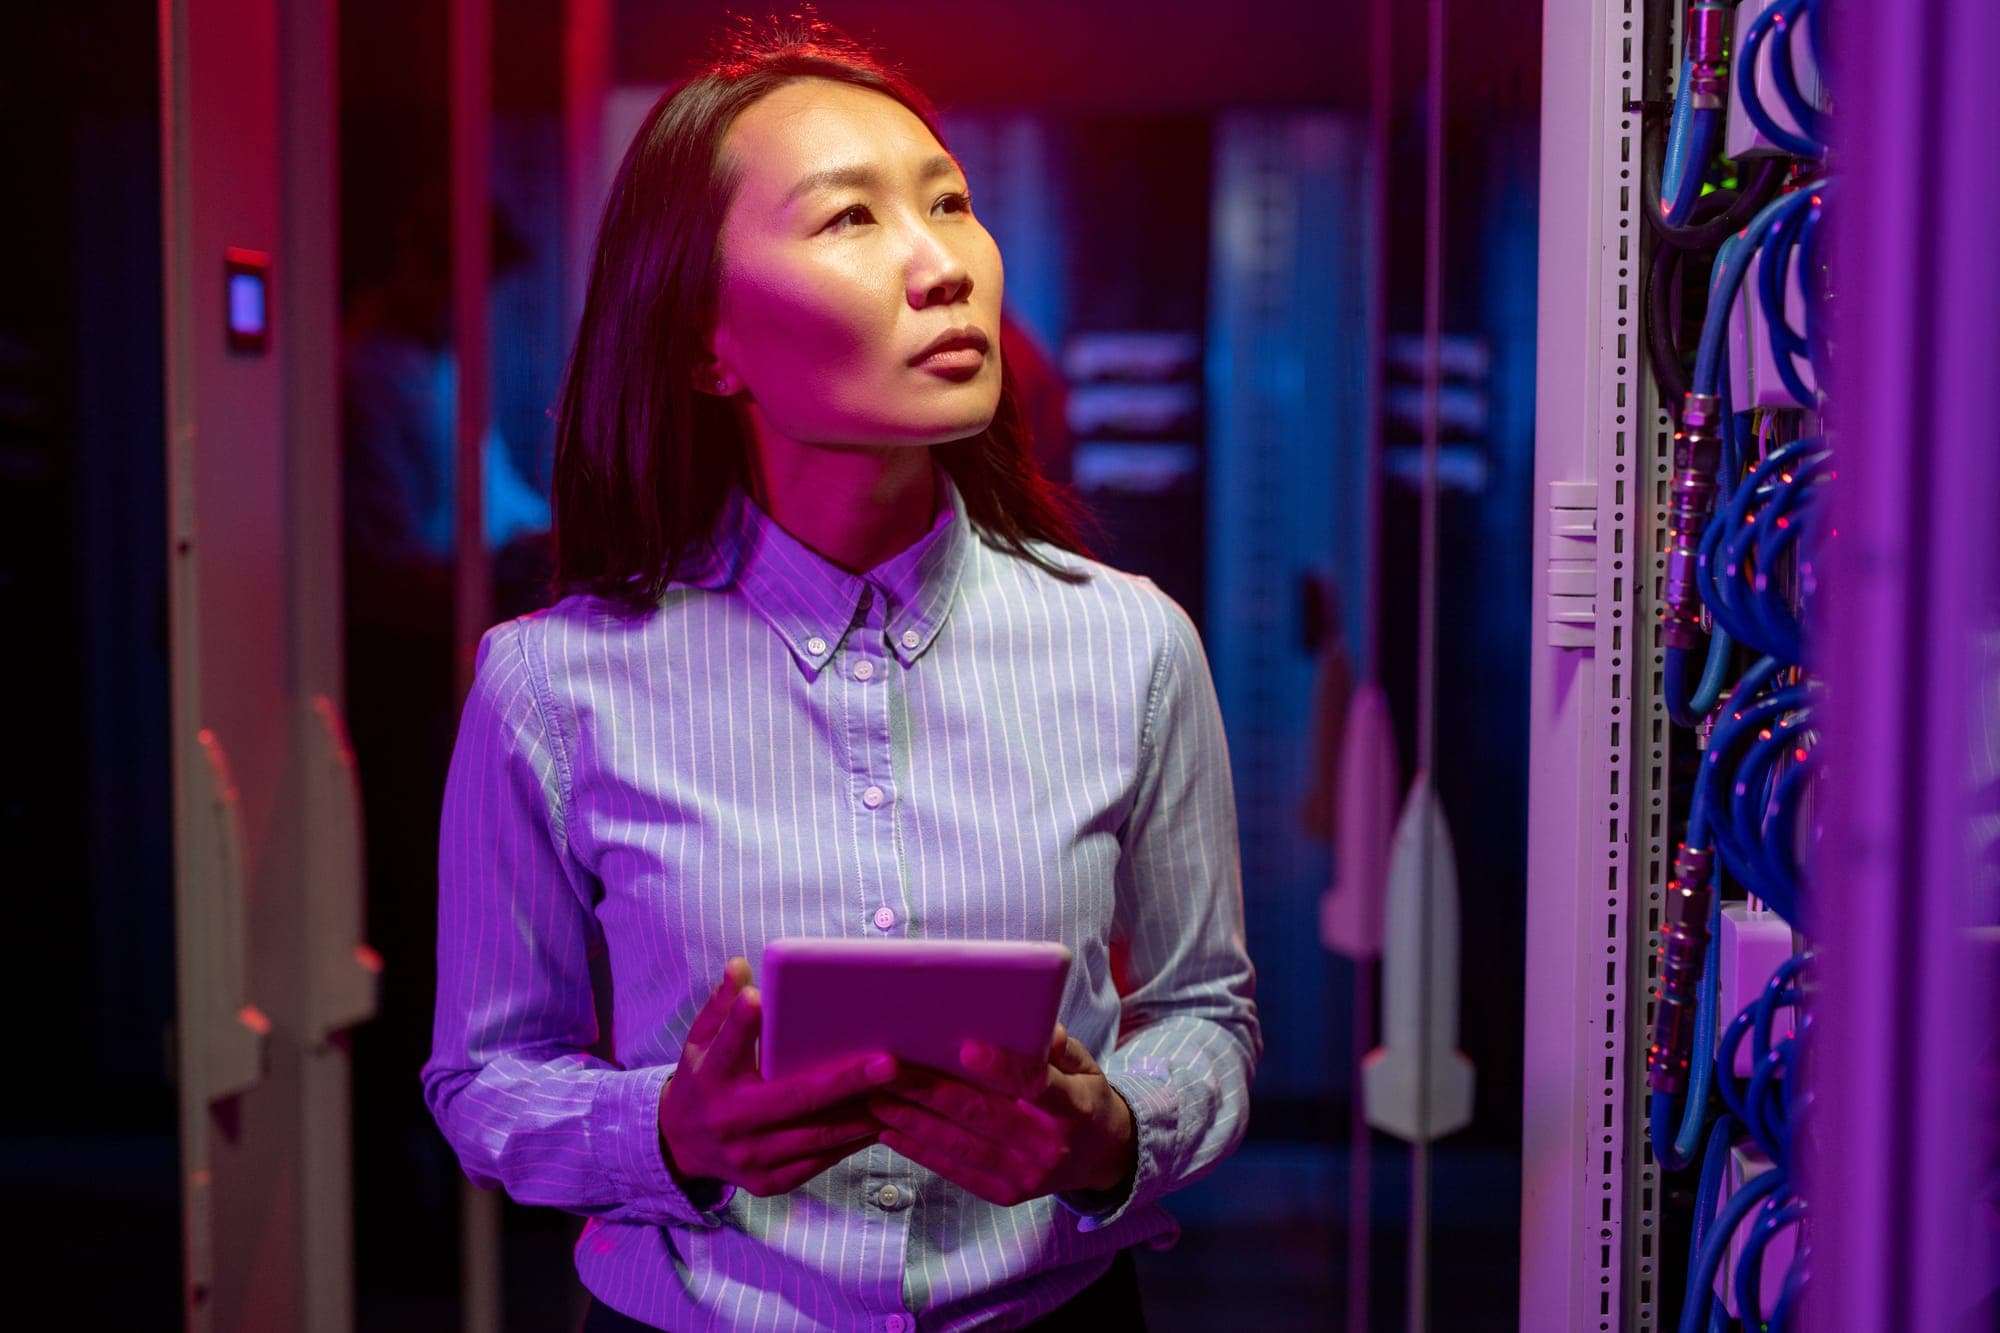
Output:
top-left (1639, 1), bottom-right (1831, 1328)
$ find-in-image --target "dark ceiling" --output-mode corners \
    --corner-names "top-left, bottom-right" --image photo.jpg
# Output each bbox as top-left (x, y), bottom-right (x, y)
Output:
top-left (615, 1), bottom-right (1542, 117)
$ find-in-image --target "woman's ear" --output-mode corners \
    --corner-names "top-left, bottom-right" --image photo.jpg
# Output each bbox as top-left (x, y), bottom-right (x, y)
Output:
top-left (695, 312), bottom-right (739, 395)
top-left (692, 361), bottom-right (738, 397)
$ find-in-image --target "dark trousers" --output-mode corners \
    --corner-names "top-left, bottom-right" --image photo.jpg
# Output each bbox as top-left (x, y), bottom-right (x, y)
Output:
top-left (583, 1249), bottom-right (1146, 1331)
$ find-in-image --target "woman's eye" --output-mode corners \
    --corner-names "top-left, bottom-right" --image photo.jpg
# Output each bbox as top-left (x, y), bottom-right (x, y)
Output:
top-left (828, 204), bottom-right (874, 230)
top-left (936, 192), bottom-right (973, 215)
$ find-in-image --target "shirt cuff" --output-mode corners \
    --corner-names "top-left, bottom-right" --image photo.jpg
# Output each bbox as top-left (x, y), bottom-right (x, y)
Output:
top-left (590, 1064), bottom-right (735, 1227)
top-left (1055, 1067), bottom-right (1178, 1232)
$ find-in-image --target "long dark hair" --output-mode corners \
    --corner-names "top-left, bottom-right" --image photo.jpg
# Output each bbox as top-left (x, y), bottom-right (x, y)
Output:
top-left (551, 17), bottom-right (1095, 611)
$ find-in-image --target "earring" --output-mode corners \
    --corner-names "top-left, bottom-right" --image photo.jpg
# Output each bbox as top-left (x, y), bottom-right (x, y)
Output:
top-left (714, 377), bottom-right (729, 393)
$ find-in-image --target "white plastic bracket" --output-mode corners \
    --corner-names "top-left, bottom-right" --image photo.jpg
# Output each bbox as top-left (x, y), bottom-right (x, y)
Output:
top-left (1547, 479), bottom-right (1598, 647)
top-left (193, 729), bottom-right (271, 1103)
top-left (305, 694), bottom-right (384, 1046)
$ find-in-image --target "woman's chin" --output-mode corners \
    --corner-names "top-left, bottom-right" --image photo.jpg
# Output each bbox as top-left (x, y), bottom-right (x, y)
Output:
top-left (872, 413), bottom-right (999, 448)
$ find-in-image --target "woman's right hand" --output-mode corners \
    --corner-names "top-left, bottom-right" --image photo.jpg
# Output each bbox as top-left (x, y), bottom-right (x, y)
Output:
top-left (659, 957), bottom-right (898, 1196)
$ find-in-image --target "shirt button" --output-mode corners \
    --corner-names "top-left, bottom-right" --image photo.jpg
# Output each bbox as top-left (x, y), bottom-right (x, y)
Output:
top-left (805, 636), bottom-right (828, 656)
top-left (886, 1317), bottom-right (907, 1333)
top-left (873, 906), bottom-right (897, 931)
top-left (900, 630), bottom-right (921, 651)
top-left (877, 1184), bottom-right (902, 1209)
top-left (862, 785), bottom-right (885, 809)
top-left (853, 659), bottom-right (875, 681)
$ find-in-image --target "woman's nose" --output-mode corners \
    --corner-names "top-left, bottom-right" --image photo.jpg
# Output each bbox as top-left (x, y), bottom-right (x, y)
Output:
top-left (907, 230), bottom-right (973, 308)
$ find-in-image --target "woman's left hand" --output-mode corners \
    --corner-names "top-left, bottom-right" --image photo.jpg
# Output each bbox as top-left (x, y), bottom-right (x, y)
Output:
top-left (868, 1025), bottom-right (1137, 1208)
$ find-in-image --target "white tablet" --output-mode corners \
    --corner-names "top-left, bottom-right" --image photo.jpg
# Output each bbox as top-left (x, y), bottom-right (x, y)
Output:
top-left (759, 937), bottom-right (1073, 1080)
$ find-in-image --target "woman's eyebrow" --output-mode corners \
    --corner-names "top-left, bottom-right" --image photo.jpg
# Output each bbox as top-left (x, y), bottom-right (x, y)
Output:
top-left (782, 152), bottom-right (963, 206)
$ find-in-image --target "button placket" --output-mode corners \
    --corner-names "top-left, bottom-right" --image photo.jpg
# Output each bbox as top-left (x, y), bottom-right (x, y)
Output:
top-left (846, 585), bottom-right (907, 946)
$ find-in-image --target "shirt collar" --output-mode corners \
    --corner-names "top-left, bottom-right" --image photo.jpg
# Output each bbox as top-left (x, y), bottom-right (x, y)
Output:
top-left (684, 461), bottom-right (969, 676)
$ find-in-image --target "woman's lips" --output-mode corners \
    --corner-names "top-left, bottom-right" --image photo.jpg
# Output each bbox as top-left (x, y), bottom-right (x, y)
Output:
top-left (909, 328), bottom-right (991, 378)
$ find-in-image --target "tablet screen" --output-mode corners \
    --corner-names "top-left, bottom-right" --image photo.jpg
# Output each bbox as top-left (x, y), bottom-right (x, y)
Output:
top-left (759, 937), bottom-right (1072, 1080)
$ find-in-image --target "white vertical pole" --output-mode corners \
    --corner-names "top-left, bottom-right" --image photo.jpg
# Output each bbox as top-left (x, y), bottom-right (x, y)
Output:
top-left (278, 0), bottom-right (372, 1328)
top-left (1406, 0), bottom-right (1447, 1328)
top-left (157, 8), bottom-right (212, 1330)
top-left (1348, 3), bottom-right (1392, 1327)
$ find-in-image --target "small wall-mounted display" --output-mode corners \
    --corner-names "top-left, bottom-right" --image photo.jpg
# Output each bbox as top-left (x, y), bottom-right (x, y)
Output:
top-left (224, 247), bottom-right (271, 355)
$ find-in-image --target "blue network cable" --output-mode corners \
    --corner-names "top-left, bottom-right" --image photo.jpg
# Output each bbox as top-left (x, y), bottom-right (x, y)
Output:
top-left (1769, 1249), bottom-right (1809, 1330)
top-left (1710, 690), bottom-right (1814, 919)
top-left (1745, 1037), bottom-right (1795, 1166)
top-left (1692, 954), bottom-right (1809, 1331)
top-left (1681, 1116), bottom-right (1736, 1323)
top-left (1681, 1167), bottom-right (1786, 1333)
top-left (1767, 0), bottom-right (1827, 149)
top-left (1665, 193), bottom-right (1818, 712)
top-left (1665, 192), bottom-right (1819, 724)
top-left (1738, 0), bottom-right (1826, 159)
top-left (1662, 50), bottom-right (1722, 224)
top-left (1694, 190), bottom-right (1818, 399)
top-left (1735, 1194), bottom-right (1808, 1329)
top-left (1647, 13), bottom-right (1832, 1325)
top-left (1684, 360), bottom-right (1749, 716)
top-left (1650, 654), bottom-right (1821, 1194)
top-left (1760, 749), bottom-right (1818, 911)
top-left (1716, 1010), bottom-right (1758, 1125)
top-left (1650, 940), bottom-right (1721, 1170)
top-left (1722, 459), bottom-right (1826, 662)
top-left (1799, 196), bottom-right (1834, 389)
top-left (1652, 661), bottom-right (1802, 1167)
top-left (1715, 957), bottom-right (1806, 1152)
top-left (1755, 190), bottom-right (1825, 407)
top-left (1700, 435), bottom-right (1829, 668)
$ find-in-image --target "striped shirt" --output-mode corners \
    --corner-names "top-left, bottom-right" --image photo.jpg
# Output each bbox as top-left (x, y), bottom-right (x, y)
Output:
top-left (423, 465), bottom-right (1259, 1331)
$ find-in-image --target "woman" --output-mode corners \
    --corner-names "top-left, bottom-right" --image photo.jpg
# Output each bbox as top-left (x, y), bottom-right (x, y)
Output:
top-left (423, 19), bottom-right (1258, 1330)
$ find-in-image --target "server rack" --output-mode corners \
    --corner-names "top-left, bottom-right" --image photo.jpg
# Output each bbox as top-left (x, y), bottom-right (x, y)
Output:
top-left (1522, 2), bottom-right (1669, 1329)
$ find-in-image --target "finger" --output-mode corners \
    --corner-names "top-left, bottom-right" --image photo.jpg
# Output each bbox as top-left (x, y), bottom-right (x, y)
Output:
top-left (870, 1093), bottom-right (993, 1153)
top-left (882, 1075), bottom-right (1037, 1146)
top-left (1032, 1064), bottom-right (1100, 1119)
top-left (876, 1127), bottom-right (1027, 1208)
top-left (743, 1053), bottom-right (900, 1124)
top-left (731, 1115), bottom-right (880, 1171)
top-left (872, 1090), bottom-right (1052, 1172)
top-left (685, 958), bottom-right (752, 1050)
top-left (704, 983), bottom-right (763, 1076)
top-left (1048, 1033), bottom-right (1100, 1077)
top-left (957, 1039), bottom-right (1051, 1101)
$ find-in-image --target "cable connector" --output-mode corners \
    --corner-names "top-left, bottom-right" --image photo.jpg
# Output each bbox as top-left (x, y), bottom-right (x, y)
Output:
top-left (1648, 841), bottom-right (1716, 1094)
top-left (1687, 3), bottom-right (1730, 110)
top-left (1697, 683), bottom-right (1731, 752)
top-left (1664, 392), bottom-right (1724, 650)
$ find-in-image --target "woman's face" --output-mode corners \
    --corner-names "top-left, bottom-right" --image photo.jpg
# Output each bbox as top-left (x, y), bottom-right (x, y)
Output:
top-left (708, 78), bottom-right (1004, 450)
